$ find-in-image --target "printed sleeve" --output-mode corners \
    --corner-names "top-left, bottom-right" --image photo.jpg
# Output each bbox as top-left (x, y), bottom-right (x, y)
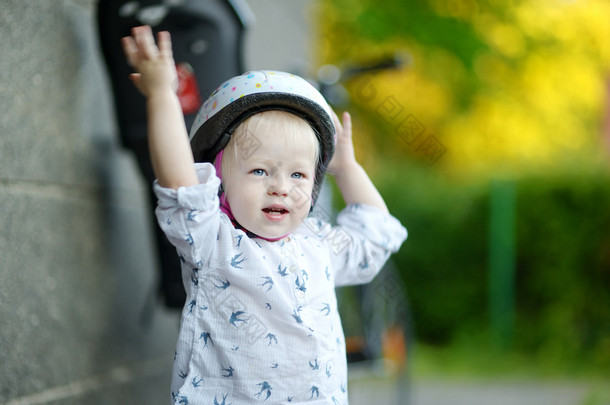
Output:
top-left (153, 162), bottom-right (222, 266)
top-left (319, 204), bottom-right (407, 287)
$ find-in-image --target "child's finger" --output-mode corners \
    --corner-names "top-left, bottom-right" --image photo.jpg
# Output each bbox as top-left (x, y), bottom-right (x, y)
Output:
top-left (128, 73), bottom-right (141, 84)
top-left (331, 109), bottom-right (343, 133)
top-left (342, 111), bottom-right (352, 139)
top-left (128, 73), bottom-right (144, 93)
top-left (121, 36), bottom-right (139, 67)
top-left (133, 25), bottom-right (158, 59)
top-left (157, 31), bottom-right (173, 59)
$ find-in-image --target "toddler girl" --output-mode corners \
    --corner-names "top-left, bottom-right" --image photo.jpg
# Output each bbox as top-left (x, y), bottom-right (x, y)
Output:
top-left (122, 25), bottom-right (407, 404)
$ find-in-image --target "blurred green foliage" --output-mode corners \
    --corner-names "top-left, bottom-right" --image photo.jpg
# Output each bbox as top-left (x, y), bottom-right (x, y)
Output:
top-left (316, 0), bottom-right (610, 177)
top-left (376, 163), bottom-right (610, 372)
top-left (316, 0), bottom-right (610, 373)
top-left (514, 175), bottom-right (610, 369)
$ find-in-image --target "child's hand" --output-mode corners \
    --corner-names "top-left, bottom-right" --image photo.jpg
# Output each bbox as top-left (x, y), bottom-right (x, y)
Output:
top-left (327, 110), bottom-right (389, 213)
top-left (327, 111), bottom-right (358, 176)
top-left (121, 25), bottom-right (177, 97)
top-left (122, 25), bottom-right (198, 189)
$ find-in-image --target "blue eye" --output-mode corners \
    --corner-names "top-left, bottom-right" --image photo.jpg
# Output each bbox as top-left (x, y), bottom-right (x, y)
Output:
top-left (252, 169), bottom-right (266, 176)
top-left (291, 172), bottom-right (304, 179)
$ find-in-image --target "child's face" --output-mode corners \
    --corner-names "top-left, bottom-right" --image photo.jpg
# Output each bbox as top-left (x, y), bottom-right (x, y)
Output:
top-left (223, 114), bottom-right (318, 240)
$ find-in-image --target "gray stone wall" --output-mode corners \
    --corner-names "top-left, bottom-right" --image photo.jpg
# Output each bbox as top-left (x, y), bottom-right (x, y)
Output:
top-left (0, 1), bottom-right (178, 403)
top-left (0, 0), bottom-right (313, 403)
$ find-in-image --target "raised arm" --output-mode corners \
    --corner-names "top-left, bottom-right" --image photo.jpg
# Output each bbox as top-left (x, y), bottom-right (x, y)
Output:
top-left (327, 111), bottom-right (389, 214)
top-left (121, 25), bottom-right (198, 189)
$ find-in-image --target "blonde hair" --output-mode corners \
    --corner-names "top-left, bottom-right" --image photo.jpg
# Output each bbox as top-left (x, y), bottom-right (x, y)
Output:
top-left (219, 110), bottom-right (320, 181)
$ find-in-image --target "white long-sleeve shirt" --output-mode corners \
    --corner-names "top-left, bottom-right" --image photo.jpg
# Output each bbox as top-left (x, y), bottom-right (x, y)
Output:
top-left (154, 163), bottom-right (407, 405)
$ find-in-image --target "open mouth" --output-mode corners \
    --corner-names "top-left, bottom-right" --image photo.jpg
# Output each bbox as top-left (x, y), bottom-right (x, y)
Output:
top-left (262, 207), bottom-right (289, 216)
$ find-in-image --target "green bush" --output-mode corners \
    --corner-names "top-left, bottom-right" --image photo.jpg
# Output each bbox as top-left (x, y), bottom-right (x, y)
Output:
top-left (514, 174), bottom-right (610, 368)
top-left (376, 161), bottom-right (610, 369)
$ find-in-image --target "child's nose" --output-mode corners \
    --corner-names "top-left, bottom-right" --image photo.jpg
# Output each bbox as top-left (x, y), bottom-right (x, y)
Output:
top-left (266, 173), bottom-right (289, 196)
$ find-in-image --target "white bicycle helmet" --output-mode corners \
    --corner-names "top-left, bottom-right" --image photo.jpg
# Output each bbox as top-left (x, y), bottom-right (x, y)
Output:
top-left (189, 70), bottom-right (336, 204)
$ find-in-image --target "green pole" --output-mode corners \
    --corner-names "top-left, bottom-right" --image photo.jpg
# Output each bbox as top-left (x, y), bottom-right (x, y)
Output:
top-left (489, 179), bottom-right (516, 348)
